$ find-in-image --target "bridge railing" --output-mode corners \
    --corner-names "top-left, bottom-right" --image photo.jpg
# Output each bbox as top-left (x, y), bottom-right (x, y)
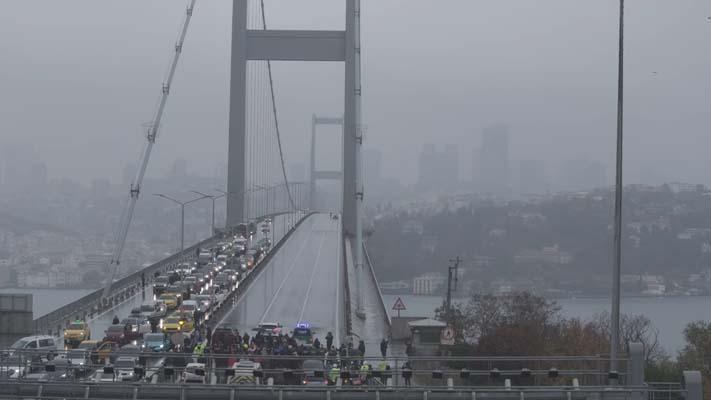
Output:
top-left (363, 241), bottom-right (391, 327)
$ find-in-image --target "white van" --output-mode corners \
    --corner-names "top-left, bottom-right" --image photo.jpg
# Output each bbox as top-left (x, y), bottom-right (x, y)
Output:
top-left (7, 335), bottom-right (57, 357)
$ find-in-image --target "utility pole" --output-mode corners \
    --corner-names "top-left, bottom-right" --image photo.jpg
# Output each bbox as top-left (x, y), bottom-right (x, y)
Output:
top-left (446, 257), bottom-right (461, 321)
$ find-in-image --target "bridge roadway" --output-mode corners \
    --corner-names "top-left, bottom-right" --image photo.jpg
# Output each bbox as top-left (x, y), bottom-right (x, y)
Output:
top-left (217, 213), bottom-right (343, 345)
top-left (83, 214), bottom-right (297, 343)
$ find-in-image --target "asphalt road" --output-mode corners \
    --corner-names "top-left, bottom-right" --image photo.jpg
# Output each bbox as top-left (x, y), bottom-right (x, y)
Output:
top-left (217, 213), bottom-right (343, 345)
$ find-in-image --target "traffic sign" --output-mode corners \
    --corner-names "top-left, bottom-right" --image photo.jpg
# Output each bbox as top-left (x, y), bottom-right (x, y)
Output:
top-left (392, 297), bottom-right (406, 317)
top-left (441, 325), bottom-right (455, 345)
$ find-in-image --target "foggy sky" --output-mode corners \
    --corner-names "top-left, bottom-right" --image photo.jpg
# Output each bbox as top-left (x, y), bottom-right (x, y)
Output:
top-left (1, 0), bottom-right (710, 187)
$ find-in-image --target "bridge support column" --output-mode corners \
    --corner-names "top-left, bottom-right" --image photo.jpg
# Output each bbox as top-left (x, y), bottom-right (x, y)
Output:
top-left (226, 0), bottom-right (248, 227)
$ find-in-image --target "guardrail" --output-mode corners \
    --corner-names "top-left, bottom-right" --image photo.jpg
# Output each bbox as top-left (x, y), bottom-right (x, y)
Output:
top-left (363, 241), bottom-right (391, 327)
top-left (33, 236), bottom-right (219, 336)
top-left (0, 381), bottom-right (688, 400)
top-left (206, 212), bottom-right (313, 327)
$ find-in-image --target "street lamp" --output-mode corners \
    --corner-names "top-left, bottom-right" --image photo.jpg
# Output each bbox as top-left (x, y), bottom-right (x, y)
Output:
top-left (190, 190), bottom-right (226, 235)
top-left (154, 193), bottom-right (208, 254)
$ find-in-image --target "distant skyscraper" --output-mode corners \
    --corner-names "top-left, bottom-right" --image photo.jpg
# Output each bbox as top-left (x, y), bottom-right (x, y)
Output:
top-left (478, 125), bottom-right (510, 196)
top-left (417, 143), bottom-right (458, 192)
top-left (518, 160), bottom-right (546, 195)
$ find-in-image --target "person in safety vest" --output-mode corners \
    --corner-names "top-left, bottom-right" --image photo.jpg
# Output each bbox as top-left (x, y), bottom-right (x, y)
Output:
top-left (329, 363), bottom-right (340, 385)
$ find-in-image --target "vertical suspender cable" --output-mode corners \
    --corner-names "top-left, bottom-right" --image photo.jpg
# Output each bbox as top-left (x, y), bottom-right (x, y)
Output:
top-left (103, 0), bottom-right (197, 298)
top-left (260, 0), bottom-right (297, 211)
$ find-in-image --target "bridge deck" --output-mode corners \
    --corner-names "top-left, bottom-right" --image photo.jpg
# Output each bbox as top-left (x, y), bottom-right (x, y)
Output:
top-left (217, 213), bottom-right (343, 345)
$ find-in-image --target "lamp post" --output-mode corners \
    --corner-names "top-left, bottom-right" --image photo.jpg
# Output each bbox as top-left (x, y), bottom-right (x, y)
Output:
top-left (190, 190), bottom-right (226, 235)
top-left (610, 0), bottom-right (625, 376)
top-left (154, 193), bottom-right (208, 254)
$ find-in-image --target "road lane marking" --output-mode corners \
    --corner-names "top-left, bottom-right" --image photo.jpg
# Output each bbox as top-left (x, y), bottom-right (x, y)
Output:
top-left (297, 232), bottom-right (327, 323)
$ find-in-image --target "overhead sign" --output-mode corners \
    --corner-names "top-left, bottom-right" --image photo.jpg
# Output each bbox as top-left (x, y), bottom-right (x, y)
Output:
top-left (441, 325), bottom-right (455, 346)
top-left (392, 297), bottom-right (407, 311)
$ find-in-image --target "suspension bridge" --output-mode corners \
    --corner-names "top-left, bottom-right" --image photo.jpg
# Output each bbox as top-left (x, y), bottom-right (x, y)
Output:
top-left (1, 1), bottom-right (704, 399)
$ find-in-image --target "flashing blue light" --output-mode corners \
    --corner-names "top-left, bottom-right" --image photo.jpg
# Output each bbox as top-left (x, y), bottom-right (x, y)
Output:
top-left (296, 322), bottom-right (311, 329)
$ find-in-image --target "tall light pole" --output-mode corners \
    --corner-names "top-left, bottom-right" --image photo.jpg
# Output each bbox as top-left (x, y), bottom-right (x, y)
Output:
top-left (190, 190), bottom-right (226, 235)
top-left (154, 193), bottom-right (207, 254)
top-left (610, 0), bottom-right (625, 375)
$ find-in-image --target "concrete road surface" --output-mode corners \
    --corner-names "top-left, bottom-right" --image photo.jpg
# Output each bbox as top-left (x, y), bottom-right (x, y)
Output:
top-left (217, 213), bottom-right (343, 345)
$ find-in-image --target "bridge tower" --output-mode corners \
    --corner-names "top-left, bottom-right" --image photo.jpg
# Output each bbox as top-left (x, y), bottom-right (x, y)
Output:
top-left (226, 0), bottom-right (360, 239)
top-left (309, 115), bottom-right (344, 211)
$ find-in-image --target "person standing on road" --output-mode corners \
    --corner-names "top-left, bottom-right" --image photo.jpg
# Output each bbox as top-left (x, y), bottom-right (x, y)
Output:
top-left (358, 340), bottom-right (366, 357)
top-left (141, 272), bottom-right (145, 289)
top-left (380, 338), bottom-right (388, 358)
top-left (205, 325), bottom-right (212, 346)
top-left (112, 315), bottom-right (120, 325)
top-left (325, 331), bottom-right (334, 350)
top-left (403, 361), bottom-right (412, 386)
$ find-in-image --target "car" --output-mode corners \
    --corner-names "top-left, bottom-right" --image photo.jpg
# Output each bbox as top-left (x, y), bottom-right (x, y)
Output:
top-left (94, 341), bottom-right (120, 364)
top-left (302, 359), bottom-right (328, 386)
top-left (152, 275), bottom-right (170, 296)
top-left (229, 360), bottom-right (261, 385)
top-left (165, 284), bottom-right (186, 300)
top-left (178, 300), bottom-right (198, 314)
top-left (191, 295), bottom-right (212, 313)
top-left (63, 320), bottom-right (91, 348)
top-left (76, 340), bottom-right (102, 364)
top-left (256, 322), bottom-right (282, 335)
top-left (6, 335), bottom-right (57, 357)
top-left (120, 317), bottom-right (151, 340)
top-left (67, 348), bottom-right (92, 370)
top-left (142, 333), bottom-right (172, 352)
top-left (114, 356), bottom-right (139, 382)
top-left (162, 315), bottom-right (192, 333)
top-left (157, 293), bottom-right (179, 310)
top-left (292, 323), bottom-right (313, 345)
top-left (104, 324), bottom-right (129, 345)
top-left (181, 362), bottom-right (206, 384)
top-left (0, 355), bottom-right (29, 379)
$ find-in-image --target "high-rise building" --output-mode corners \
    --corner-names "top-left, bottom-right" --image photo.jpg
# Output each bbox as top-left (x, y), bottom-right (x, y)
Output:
top-left (417, 143), bottom-right (459, 192)
top-left (478, 125), bottom-right (510, 196)
top-left (518, 160), bottom-right (546, 195)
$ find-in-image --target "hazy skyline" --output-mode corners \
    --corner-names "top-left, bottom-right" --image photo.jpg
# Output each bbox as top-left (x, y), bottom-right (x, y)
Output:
top-left (1, 0), bottom-right (710, 188)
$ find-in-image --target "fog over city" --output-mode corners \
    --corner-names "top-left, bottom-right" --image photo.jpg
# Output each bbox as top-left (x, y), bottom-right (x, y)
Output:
top-left (1, 0), bottom-right (710, 188)
top-left (5, 1), bottom-right (711, 382)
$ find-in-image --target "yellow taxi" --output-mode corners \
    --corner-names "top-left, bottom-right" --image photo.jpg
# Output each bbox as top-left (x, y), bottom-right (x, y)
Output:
top-left (63, 320), bottom-right (91, 348)
top-left (157, 293), bottom-right (179, 310)
top-left (162, 313), bottom-right (195, 333)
